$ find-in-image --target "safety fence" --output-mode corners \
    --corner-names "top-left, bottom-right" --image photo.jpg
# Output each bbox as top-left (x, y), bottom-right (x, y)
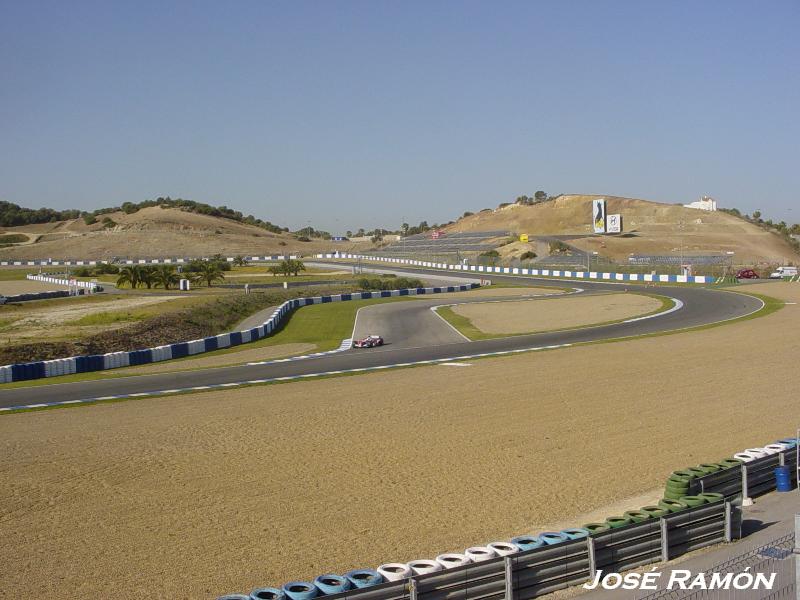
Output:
top-left (316, 254), bottom-right (716, 284)
top-left (26, 273), bottom-right (100, 291)
top-left (687, 447), bottom-right (797, 500)
top-left (220, 501), bottom-right (739, 600)
top-left (0, 255), bottom-right (299, 267)
top-left (0, 283), bottom-right (478, 384)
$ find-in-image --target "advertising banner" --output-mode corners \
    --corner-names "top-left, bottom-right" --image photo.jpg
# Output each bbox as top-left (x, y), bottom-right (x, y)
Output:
top-left (607, 213), bottom-right (622, 233)
top-left (592, 199), bottom-right (607, 233)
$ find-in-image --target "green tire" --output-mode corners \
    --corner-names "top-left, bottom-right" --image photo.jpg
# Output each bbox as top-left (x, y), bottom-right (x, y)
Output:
top-left (680, 495), bottom-right (708, 507)
top-left (698, 493), bottom-right (724, 503)
top-left (583, 522), bottom-right (611, 535)
top-left (605, 516), bottom-right (633, 529)
top-left (640, 506), bottom-right (669, 518)
top-left (665, 481), bottom-right (690, 493)
top-left (663, 489), bottom-right (687, 500)
top-left (685, 467), bottom-right (708, 477)
top-left (698, 463), bottom-right (721, 473)
top-left (672, 470), bottom-right (698, 479)
top-left (719, 458), bottom-right (744, 468)
top-left (623, 510), bottom-right (651, 523)
top-left (658, 498), bottom-right (689, 513)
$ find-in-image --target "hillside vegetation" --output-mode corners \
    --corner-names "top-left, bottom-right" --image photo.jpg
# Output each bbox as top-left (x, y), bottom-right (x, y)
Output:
top-left (0, 204), bottom-right (372, 259)
top-left (448, 195), bottom-right (799, 263)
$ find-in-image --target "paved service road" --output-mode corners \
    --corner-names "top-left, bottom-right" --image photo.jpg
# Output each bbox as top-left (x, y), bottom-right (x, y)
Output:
top-left (0, 266), bottom-right (763, 409)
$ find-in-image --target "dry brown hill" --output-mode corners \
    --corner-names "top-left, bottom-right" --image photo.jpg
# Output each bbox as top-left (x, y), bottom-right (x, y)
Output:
top-left (0, 206), bottom-right (371, 260)
top-left (448, 195), bottom-right (798, 264)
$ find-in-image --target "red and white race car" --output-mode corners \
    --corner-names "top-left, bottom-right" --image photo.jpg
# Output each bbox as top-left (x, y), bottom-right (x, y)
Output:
top-left (353, 334), bottom-right (384, 348)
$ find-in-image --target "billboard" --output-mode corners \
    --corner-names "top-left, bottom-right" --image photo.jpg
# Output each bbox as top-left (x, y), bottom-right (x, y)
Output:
top-left (607, 214), bottom-right (622, 234)
top-left (592, 199), bottom-right (607, 233)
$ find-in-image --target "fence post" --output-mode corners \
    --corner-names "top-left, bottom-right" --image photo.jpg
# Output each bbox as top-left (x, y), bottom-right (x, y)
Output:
top-left (408, 577), bottom-right (417, 600)
top-left (660, 518), bottom-right (669, 562)
top-left (779, 451), bottom-right (785, 467)
top-left (587, 536), bottom-right (597, 580)
top-left (742, 464), bottom-right (753, 506)
top-left (794, 515), bottom-right (800, 597)
top-left (724, 501), bottom-right (732, 542)
top-left (504, 556), bottom-right (514, 600)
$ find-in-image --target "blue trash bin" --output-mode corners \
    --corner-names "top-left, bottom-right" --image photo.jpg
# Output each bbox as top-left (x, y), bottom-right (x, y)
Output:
top-left (775, 466), bottom-right (793, 492)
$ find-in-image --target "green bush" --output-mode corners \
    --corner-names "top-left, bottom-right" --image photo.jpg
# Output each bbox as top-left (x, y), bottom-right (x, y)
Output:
top-left (83, 214), bottom-right (97, 225)
top-left (357, 277), bottom-right (423, 290)
top-left (520, 251), bottom-right (537, 260)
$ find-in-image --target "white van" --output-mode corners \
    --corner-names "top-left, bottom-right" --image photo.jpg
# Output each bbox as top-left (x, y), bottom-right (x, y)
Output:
top-left (769, 266), bottom-right (798, 279)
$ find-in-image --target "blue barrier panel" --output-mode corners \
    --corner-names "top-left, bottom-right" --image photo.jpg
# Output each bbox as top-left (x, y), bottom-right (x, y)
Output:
top-left (230, 331), bottom-right (242, 346)
top-left (128, 350), bottom-right (153, 366)
top-left (75, 356), bottom-right (90, 373)
top-left (416, 287), bottom-right (426, 294)
top-left (11, 364), bottom-right (24, 381)
top-left (399, 289), bottom-right (409, 296)
top-left (447, 286), bottom-right (455, 292)
top-left (250, 327), bottom-right (260, 341)
top-left (321, 295), bottom-right (332, 303)
top-left (361, 292), bottom-right (373, 299)
top-left (204, 337), bottom-right (218, 352)
top-left (32, 361), bottom-right (46, 379)
top-left (433, 287), bottom-right (442, 293)
top-left (88, 355), bottom-right (103, 371)
top-left (380, 291), bottom-right (391, 298)
top-left (341, 293), bottom-right (352, 301)
top-left (172, 342), bottom-right (188, 358)
top-left (292, 299), bottom-right (301, 308)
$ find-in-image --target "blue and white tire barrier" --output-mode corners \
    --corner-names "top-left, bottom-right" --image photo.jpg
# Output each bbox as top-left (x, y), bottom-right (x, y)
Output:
top-left (344, 570), bottom-right (383, 589)
top-left (0, 283), bottom-right (479, 383)
top-left (435, 553), bottom-right (472, 569)
top-left (1, 289), bottom-right (85, 303)
top-left (313, 574), bottom-right (350, 595)
top-left (316, 253), bottom-right (717, 284)
top-left (406, 559), bottom-right (442, 575)
top-left (464, 546), bottom-right (497, 562)
top-left (376, 563), bottom-right (411, 582)
top-left (487, 541), bottom-right (519, 556)
top-left (282, 582), bottom-right (318, 600)
top-left (561, 528), bottom-right (590, 540)
top-left (26, 273), bottom-right (99, 291)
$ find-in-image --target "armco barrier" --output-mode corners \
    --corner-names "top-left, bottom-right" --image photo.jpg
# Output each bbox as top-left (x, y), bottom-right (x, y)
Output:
top-left (316, 254), bottom-right (716, 284)
top-left (0, 283), bottom-right (479, 383)
top-left (1, 289), bottom-right (85, 303)
top-left (225, 502), bottom-right (737, 600)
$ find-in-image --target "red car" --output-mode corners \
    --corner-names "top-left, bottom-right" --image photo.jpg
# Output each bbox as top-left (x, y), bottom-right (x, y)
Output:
top-left (353, 335), bottom-right (384, 348)
top-left (736, 269), bottom-right (760, 279)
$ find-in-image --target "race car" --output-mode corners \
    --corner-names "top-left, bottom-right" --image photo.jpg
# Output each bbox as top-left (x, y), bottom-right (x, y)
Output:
top-left (353, 334), bottom-right (384, 348)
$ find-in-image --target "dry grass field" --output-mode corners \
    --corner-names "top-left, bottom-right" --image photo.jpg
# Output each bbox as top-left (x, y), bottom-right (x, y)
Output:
top-left (429, 286), bottom-right (565, 299)
top-left (0, 282), bottom-right (797, 599)
top-left (0, 279), bottom-right (70, 295)
top-left (0, 206), bottom-right (373, 260)
top-left (451, 293), bottom-right (662, 335)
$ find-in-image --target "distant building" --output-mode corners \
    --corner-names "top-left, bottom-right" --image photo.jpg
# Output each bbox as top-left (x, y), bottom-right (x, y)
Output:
top-left (684, 196), bottom-right (718, 211)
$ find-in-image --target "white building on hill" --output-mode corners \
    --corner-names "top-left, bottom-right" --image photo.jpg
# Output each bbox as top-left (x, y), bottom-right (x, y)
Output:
top-left (684, 196), bottom-right (718, 211)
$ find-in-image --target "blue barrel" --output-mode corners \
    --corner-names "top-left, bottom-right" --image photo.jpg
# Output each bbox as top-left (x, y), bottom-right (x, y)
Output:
top-left (775, 466), bottom-right (793, 492)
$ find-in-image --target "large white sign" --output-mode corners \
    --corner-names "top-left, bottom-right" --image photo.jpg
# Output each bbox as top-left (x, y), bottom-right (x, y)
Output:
top-left (607, 214), bottom-right (622, 233)
top-left (592, 199), bottom-right (606, 233)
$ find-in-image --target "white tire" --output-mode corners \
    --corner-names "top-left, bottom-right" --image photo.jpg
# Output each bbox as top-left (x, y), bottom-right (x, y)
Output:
top-left (377, 563), bottom-right (411, 582)
top-left (744, 448), bottom-right (769, 457)
top-left (464, 546), bottom-right (497, 562)
top-left (733, 452), bottom-right (758, 462)
top-left (765, 443), bottom-right (791, 452)
top-left (407, 560), bottom-right (441, 575)
top-left (435, 553), bottom-right (471, 569)
top-left (488, 542), bottom-right (519, 556)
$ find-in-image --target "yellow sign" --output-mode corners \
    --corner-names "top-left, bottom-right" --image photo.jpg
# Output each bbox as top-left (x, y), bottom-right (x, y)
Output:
top-left (519, 234), bottom-right (529, 242)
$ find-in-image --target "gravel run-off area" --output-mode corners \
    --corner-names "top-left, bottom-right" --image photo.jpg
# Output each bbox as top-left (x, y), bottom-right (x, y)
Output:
top-left (0, 283), bottom-right (797, 599)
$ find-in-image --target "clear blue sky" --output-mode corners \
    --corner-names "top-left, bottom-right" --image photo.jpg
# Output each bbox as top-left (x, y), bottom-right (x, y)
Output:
top-left (1, 0), bottom-right (798, 232)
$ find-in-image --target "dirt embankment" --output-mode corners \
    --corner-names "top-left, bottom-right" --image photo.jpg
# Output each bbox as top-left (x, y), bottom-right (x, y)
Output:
top-left (0, 286), bottom-right (355, 364)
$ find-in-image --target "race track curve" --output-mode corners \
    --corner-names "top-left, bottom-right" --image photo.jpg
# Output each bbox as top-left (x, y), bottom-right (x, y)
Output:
top-left (0, 266), bottom-right (763, 409)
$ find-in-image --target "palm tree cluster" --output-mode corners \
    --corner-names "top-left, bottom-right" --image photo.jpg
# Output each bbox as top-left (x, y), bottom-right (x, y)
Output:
top-left (267, 259), bottom-right (306, 277)
top-left (116, 265), bottom-right (184, 289)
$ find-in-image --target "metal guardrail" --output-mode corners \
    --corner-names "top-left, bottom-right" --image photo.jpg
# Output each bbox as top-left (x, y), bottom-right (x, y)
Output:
top-left (305, 503), bottom-right (737, 600)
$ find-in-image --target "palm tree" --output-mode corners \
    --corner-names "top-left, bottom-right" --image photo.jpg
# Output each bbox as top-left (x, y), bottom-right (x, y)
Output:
top-left (153, 265), bottom-right (179, 290)
top-left (192, 261), bottom-right (225, 287)
top-left (140, 266), bottom-right (156, 289)
top-left (232, 255), bottom-right (248, 267)
top-left (116, 265), bottom-right (142, 289)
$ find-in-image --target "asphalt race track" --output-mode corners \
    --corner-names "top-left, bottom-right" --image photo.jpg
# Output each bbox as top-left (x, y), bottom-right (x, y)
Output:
top-left (0, 266), bottom-right (763, 409)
